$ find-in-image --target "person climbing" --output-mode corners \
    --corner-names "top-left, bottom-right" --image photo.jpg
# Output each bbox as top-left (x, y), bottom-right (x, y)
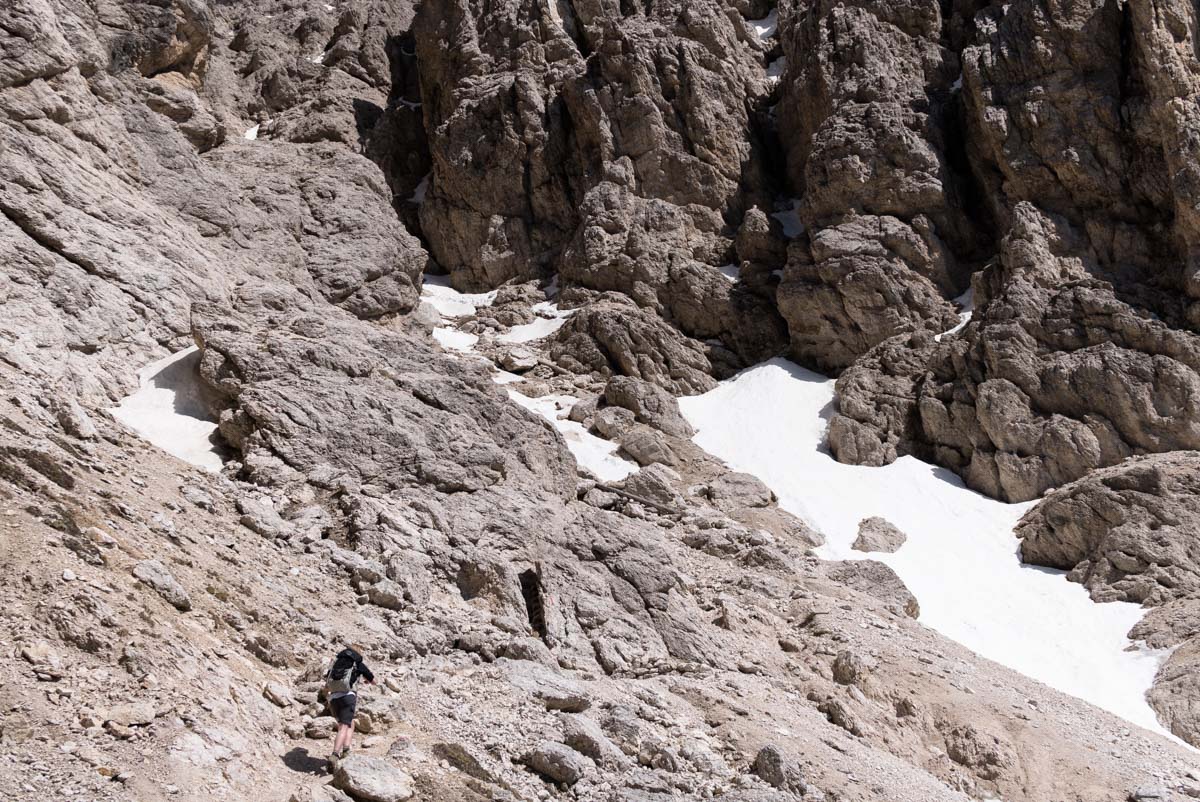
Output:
top-left (323, 645), bottom-right (375, 765)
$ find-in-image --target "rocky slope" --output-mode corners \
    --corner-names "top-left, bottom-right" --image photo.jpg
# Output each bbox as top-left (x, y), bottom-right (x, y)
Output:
top-left (3, 0), bottom-right (1200, 800)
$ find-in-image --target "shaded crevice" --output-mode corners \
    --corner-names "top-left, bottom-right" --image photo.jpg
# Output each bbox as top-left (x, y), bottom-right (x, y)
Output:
top-left (519, 567), bottom-right (548, 639)
top-left (557, 0), bottom-right (591, 58)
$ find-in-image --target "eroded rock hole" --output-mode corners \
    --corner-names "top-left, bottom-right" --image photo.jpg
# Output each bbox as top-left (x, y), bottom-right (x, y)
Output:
top-left (519, 568), bottom-right (548, 640)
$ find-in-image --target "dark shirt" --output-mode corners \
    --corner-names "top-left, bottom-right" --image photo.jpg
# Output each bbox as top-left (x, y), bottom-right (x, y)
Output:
top-left (331, 649), bottom-right (375, 696)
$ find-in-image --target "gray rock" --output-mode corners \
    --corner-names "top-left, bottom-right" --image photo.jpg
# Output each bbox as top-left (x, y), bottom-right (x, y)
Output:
top-left (707, 472), bottom-right (775, 512)
top-left (132, 560), bottom-right (191, 611)
top-left (523, 740), bottom-right (591, 785)
top-left (851, 517), bottom-right (907, 554)
top-left (617, 465), bottom-right (685, 512)
top-left (550, 302), bottom-right (717, 396)
top-left (504, 660), bottom-right (591, 713)
top-left (617, 428), bottom-right (679, 468)
top-left (559, 714), bottom-right (629, 769)
top-left (822, 560), bottom-right (919, 619)
top-left (262, 682), bottom-right (293, 708)
top-left (499, 347), bottom-right (539, 372)
top-left (332, 755), bottom-right (414, 802)
top-left (237, 496), bottom-right (291, 539)
top-left (594, 406), bottom-right (637, 440)
top-left (751, 744), bottom-right (813, 796)
top-left (604, 376), bottom-right (694, 438)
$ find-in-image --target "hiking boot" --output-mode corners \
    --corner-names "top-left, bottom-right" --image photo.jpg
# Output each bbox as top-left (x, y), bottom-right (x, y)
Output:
top-left (327, 752), bottom-right (341, 768)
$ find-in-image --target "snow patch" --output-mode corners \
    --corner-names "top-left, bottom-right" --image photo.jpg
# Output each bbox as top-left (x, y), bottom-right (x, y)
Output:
top-left (935, 287), bottom-right (975, 342)
top-left (498, 303), bottom-right (574, 344)
top-left (748, 9), bottom-right (778, 40)
top-left (679, 358), bottom-right (1169, 737)
top-left (717, 264), bottom-right (739, 283)
top-left (771, 199), bottom-right (804, 238)
top-left (492, 370), bottom-right (525, 385)
top-left (507, 390), bottom-right (636, 482)
top-left (110, 347), bottom-right (223, 473)
top-left (243, 125), bottom-right (260, 141)
top-left (421, 273), bottom-right (497, 317)
top-left (409, 174), bottom-right (430, 204)
top-left (766, 56), bottom-right (787, 83)
top-left (432, 327), bottom-right (479, 352)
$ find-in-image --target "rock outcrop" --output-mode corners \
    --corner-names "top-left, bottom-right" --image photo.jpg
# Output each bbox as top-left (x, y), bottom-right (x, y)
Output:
top-left (5, 2), bottom-right (1200, 801)
top-left (411, 0), bottom-right (789, 373)
top-left (824, 0), bottom-right (1200, 504)
top-left (1016, 452), bottom-right (1200, 744)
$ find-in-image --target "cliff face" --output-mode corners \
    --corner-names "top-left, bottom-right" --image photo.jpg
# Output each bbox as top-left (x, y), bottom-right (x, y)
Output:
top-left (3, 1), bottom-right (1200, 801)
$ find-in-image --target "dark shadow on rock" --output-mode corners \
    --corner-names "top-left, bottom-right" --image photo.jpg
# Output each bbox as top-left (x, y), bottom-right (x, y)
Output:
top-left (352, 98), bottom-right (384, 149)
top-left (282, 746), bottom-right (328, 775)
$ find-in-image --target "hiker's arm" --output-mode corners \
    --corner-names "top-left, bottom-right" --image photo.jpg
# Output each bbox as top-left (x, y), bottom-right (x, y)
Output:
top-left (360, 663), bottom-right (375, 683)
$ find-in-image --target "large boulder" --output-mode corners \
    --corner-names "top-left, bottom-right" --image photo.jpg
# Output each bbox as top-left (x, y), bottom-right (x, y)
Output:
top-left (603, 376), bottom-right (694, 438)
top-left (331, 755), bottom-right (414, 802)
top-left (523, 740), bottom-right (591, 785)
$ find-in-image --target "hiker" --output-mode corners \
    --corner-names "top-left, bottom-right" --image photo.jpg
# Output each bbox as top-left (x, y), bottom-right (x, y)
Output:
top-left (323, 646), bottom-right (375, 763)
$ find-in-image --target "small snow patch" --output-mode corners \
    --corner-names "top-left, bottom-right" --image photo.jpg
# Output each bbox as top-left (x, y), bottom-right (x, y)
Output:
top-left (499, 302), bottom-right (573, 344)
top-left (110, 347), bottom-right (223, 472)
top-left (508, 390), bottom-right (635, 482)
top-left (492, 370), bottom-right (525, 385)
top-left (409, 174), bottom-right (430, 205)
top-left (934, 287), bottom-right (975, 342)
top-left (717, 264), bottom-right (739, 283)
top-left (421, 273), bottom-right (497, 317)
top-left (432, 327), bottom-right (479, 352)
top-left (748, 9), bottom-right (778, 41)
top-left (771, 199), bottom-right (804, 238)
top-left (766, 56), bottom-right (786, 83)
top-left (243, 124), bottom-right (260, 141)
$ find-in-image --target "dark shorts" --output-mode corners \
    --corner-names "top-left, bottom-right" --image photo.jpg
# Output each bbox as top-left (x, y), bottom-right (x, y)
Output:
top-left (329, 694), bottom-right (357, 726)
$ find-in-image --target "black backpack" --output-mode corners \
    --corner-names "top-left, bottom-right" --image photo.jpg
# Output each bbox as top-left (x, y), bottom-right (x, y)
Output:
top-left (324, 649), bottom-right (359, 695)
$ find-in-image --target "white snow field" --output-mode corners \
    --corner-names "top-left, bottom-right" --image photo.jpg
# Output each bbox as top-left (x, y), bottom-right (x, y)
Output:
top-left (110, 346), bottom-right (224, 472)
top-left (678, 358), bottom-right (1170, 736)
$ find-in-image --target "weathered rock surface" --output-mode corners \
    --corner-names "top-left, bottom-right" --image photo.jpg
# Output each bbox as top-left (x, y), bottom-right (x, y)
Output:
top-left (831, 204), bottom-right (1200, 503)
top-left (852, 517), bottom-right (907, 554)
top-left (775, 0), bottom-right (976, 371)
top-left (523, 740), bottom-right (591, 785)
top-left (332, 755), bottom-right (414, 802)
top-left (412, 0), bottom-right (789, 370)
top-left (132, 560), bottom-right (191, 611)
top-left (4, 2), bottom-right (1200, 801)
top-left (1017, 451), bottom-right (1200, 743)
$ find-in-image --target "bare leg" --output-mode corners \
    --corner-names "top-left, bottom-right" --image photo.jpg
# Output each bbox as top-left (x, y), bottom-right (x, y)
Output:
top-left (333, 723), bottom-right (352, 754)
